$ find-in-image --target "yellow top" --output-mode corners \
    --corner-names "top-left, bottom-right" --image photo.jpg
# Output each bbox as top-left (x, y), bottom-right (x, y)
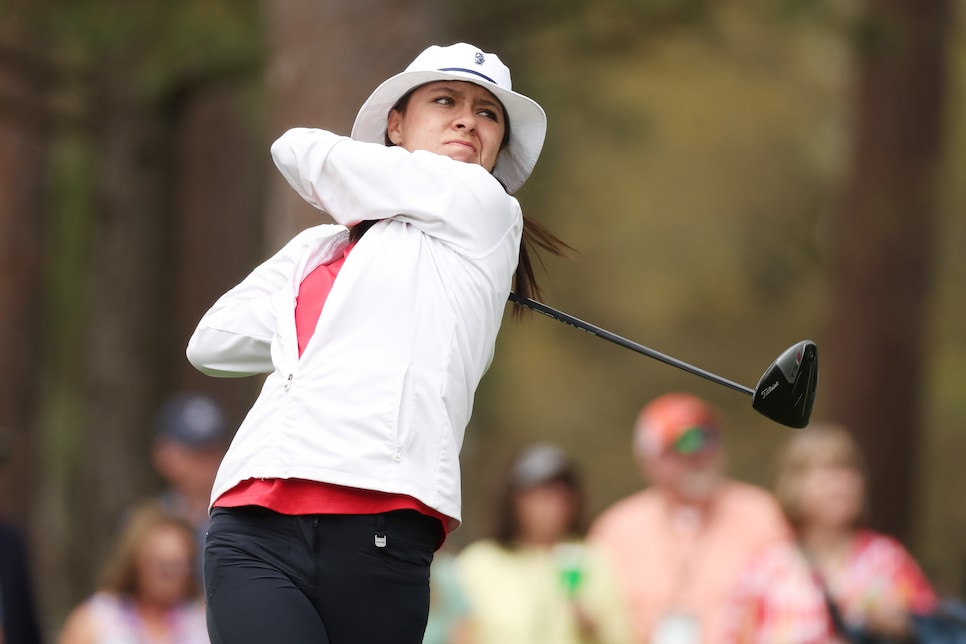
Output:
top-left (455, 539), bottom-right (633, 644)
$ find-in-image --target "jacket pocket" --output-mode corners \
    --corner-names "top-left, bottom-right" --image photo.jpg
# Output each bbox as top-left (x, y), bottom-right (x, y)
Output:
top-left (393, 363), bottom-right (445, 462)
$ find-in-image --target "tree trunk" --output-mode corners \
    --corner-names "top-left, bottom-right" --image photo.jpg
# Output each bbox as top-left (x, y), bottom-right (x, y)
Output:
top-left (39, 18), bottom-right (267, 622)
top-left (0, 10), bottom-right (48, 529)
top-left (823, 0), bottom-right (951, 542)
top-left (168, 82), bottom-right (264, 424)
top-left (262, 0), bottom-right (448, 245)
top-left (68, 94), bottom-right (171, 590)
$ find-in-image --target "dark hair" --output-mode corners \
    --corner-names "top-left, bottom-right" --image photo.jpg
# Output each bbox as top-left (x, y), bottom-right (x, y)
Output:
top-left (491, 453), bottom-right (586, 549)
top-left (513, 215), bottom-right (572, 312)
top-left (350, 85), bottom-right (572, 308)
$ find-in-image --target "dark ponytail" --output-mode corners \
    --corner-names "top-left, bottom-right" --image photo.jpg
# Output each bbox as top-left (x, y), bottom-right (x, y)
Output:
top-left (512, 215), bottom-right (572, 316)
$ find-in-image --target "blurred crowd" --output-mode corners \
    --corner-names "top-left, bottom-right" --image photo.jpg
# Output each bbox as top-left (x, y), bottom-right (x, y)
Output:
top-left (0, 392), bottom-right (225, 644)
top-left (422, 392), bottom-right (966, 644)
top-left (2, 390), bottom-right (964, 643)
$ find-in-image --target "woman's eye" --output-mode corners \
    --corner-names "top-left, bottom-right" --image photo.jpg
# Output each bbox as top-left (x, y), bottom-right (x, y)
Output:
top-left (433, 96), bottom-right (454, 105)
top-left (478, 109), bottom-right (498, 121)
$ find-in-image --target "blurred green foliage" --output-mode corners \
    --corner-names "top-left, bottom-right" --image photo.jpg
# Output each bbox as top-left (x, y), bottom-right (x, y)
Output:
top-left (40, 0), bottom-right (263, 97)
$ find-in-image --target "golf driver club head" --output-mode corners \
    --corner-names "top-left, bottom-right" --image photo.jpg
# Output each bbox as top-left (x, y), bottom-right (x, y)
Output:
top-left (752, 340), bottom-right (818, 428)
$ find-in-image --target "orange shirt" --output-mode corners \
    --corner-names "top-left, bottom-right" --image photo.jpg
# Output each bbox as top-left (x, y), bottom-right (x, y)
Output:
top-left (589, 480), bottom-right (789, 643)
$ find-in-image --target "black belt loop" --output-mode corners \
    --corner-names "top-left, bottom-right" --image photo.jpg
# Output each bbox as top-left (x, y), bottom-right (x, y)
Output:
top-left (374, 513), bottom-right (387, 548)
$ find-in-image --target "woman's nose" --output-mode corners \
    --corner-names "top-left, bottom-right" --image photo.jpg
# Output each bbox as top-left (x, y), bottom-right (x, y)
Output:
top-left (454, 108), bottom-right (477, 131)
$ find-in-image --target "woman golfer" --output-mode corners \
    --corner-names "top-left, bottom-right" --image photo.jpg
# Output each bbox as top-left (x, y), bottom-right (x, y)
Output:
top-left (187, 42), bottom-right (565, 643)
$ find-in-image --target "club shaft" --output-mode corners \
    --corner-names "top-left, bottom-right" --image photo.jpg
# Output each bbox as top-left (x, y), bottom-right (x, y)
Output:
top-left (509, 293), bottom-right (755, 397)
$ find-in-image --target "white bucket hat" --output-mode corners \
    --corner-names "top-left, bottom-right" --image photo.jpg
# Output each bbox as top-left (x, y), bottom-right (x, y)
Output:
top-left (351, 42), bottom-right (547, 194)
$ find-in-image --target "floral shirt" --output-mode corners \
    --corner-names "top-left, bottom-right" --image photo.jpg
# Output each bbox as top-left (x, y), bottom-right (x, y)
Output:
top-left (722, 530), bottom-right (937, 644)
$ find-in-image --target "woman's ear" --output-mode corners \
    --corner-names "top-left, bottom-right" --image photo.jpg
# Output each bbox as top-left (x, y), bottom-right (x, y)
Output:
top-left (386, 110), bottom-right (403, 147)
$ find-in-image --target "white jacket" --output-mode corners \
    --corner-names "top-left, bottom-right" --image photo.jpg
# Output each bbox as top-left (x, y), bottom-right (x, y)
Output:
top-left (186, 128), bottom-right (523, 528)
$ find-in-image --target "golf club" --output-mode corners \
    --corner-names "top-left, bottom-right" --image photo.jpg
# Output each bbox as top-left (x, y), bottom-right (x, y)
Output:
top-left (508, 292), bottom-right (818, 428)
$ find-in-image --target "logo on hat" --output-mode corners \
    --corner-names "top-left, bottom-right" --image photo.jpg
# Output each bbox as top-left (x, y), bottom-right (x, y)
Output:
top-left (474, 51), bottom-right (485, 65)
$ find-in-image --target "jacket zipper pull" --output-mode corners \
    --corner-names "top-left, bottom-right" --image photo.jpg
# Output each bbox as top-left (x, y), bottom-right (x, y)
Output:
top-left (283, 373), bottom-right (293, 391)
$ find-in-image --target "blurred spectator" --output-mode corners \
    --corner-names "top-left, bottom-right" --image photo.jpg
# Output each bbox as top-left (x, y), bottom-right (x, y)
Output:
top-left (57, 500), bottom-right (208, 644)
top-left (0, 519), bottom-right (43, 644)
top-left (589, 392), bottom-right (788, 644)
top-left (422, 550), bottom-right (473, 644)
top-left (151, 393), bottom-right (228, 579)
top-left (721, 422), bottom-right (938, 643)
top-left (456, 442), bottom-right (632, 644)
top-left (0, 437), bottom-right (44, 644)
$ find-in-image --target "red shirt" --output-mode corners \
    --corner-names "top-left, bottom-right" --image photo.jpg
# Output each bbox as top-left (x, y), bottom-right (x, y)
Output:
top-left (214, 241), bottom-right (448, 541)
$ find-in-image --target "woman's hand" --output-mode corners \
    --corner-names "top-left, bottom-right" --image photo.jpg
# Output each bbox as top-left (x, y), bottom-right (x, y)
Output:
top-left (862, 594), bottom-right (912, 638)
top-left (570, 600), bottom-right (599, 640)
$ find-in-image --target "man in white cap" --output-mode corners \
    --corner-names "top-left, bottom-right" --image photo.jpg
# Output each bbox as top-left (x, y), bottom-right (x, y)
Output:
top-left (188, 43), bottom-right (568, 643)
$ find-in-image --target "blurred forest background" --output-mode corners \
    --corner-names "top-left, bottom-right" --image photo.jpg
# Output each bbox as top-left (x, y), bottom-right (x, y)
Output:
top-left (1, 0), bottom-right (964, 636)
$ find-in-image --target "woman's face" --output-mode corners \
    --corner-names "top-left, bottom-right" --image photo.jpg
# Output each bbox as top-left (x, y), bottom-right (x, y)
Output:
top-left (798, 462), bottom-right (865, 530)
top-left (135, 525), bottom-right (195, 606)
top-left (387, 81), bottom-right (506, 172)
top-left (513, 480), bottom-right (578, 546)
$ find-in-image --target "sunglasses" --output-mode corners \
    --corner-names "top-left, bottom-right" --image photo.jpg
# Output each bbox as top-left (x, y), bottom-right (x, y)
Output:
top-left (671, 425), bottom-right (719, 455)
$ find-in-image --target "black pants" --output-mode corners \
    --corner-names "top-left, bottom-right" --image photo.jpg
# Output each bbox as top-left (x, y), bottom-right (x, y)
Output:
top-left (204, 506), bottom-right (440, 644)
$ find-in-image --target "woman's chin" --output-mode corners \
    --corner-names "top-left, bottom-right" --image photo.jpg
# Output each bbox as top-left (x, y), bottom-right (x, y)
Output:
top-left (440, 147), bottom-right (481, 167)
